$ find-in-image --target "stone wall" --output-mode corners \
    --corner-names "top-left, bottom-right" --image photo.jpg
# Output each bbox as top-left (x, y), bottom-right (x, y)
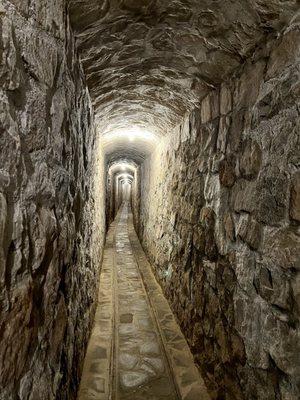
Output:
top-left (105, 169), bottom-right (116, 227)
top-left (138, 16), bottom-right (300, 400)
top-left (0, 1), bottom-right (105, 399)
top-left (106, 170), bottom-right (125, 227)
top-left (131, 167), bottom-right (141, 235)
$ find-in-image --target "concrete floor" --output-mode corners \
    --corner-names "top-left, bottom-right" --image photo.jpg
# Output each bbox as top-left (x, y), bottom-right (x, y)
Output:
top-left (78, 204), bottom-right (210, 400)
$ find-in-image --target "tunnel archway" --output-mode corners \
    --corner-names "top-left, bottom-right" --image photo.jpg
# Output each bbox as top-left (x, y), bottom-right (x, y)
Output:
top-left (103, 125), bottom-right (159, 227)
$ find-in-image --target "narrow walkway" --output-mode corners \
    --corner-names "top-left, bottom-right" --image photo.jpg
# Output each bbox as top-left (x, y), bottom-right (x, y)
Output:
top-left (78, 204), bottom-right (210, 400)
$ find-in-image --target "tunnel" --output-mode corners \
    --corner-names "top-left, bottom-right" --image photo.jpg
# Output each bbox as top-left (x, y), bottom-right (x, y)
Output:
top-left (0, 1), bottom-right (300, 399)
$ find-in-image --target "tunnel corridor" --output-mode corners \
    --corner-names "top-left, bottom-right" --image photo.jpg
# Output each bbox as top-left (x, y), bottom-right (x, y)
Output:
top-left (78, 202), bottom-right (209, 400)
top-left (1, 1), bottom-right (300, 400)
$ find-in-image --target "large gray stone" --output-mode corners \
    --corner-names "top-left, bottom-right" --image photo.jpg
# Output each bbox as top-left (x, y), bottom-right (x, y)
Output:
top-left (239, 139), bottom-right (262, 180)
top-left (290, 171), bottom-right (300, 222)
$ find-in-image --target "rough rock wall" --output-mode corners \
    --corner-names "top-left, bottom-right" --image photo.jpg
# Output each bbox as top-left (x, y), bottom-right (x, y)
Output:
top-left (131, 167), bottom-right (141, 235)
top-left (105, 169), bottom-right (116, 227)
top-left (138, 17), bottom-right (300, 400)
top-left (106, 173), bottom-right (123, 226)
top-left (69, 0), bottom-right (298, 137)
top-left (0, 1), bottom-right (105, 399)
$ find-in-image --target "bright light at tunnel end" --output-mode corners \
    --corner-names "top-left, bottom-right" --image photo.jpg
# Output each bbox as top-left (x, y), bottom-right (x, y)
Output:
top-left (103, 126), bottom-right (158, 142)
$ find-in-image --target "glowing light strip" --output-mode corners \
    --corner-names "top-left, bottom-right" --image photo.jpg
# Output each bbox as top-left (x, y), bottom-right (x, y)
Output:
top-left (103, 126), bottom-right (158, 142)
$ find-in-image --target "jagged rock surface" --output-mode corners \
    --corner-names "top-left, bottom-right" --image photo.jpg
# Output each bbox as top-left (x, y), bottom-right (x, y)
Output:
top-left (137, 18), bottom-right (300, 400)
top-left (69, 0), bottom-right (298, 137)
top-left (0, 1), bottom-right (105, 399)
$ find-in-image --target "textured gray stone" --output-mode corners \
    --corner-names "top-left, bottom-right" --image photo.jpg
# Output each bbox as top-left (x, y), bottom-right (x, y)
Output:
top-left (137, 18), bottom-right (300, 400)
top-left (237, 215), bottom-right (262, 250)
top-left (220, 84), bottom-right (232, 115)
top-left (0, 1), bottom-right (106, 399)
top-left (239, 139), bottom-right (262, 180)
top-left (69, 0), bottom-right (298, 142)
top-left (290, 171), bottom-right (300, 222)
top-left (219, 158), bottom-right (236, 188)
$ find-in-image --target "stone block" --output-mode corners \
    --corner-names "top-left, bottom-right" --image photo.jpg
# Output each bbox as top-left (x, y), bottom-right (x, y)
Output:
top-left (0, 106), bottom-right (21, 178)
top-left (223, 212), bottom-right (235, 242)
top-left (292, 271), bottom-right (300, 313)
top-left (217, 116), bottom-right (230, 154)
top-left (193, 226), bottom-right (206, 255)
top-left (230, 332), bottom-right (245, 364)
top-left (255, 174), bottom-right (288, 226)
top-left (235, 60), bottom-right (265, 109)
top-left (227, 109), bottom-right (245, 153)
top-left (254, 265), bottom-right (273, 302)
top-left (220, 84), bottom-right (232, 115)
top-left (200, 207), bottom-right (218, 261)
top-left (7, 0), bottom-right (29, 15)
top-left (30, 0), bottom-right (65, 39)
top-left (267, 28), bottom-right (300, 80)
top-left (239, 139), bottom-right (262, 180)
top-left (204, 173), bottom-right (221, 205)
top-left (0, 192), bottom-right (7, 285)
top-left (231, 179), bottom-right (256, 214)
top-left (215, 321), bottom-right (230, 363)
top-left (201, 95), bottom-right (211, 123)
top-left (209, 89), bottom-right (220, 120)
top-left (290, 171), bottom-right (300, 222)
top-left (254, 264), bottom-right (292, 311)
top-left (262, 227), bottom-right (300, 271)
top-left (0, 280), bottom-right (33, 387)
top-left (20, 29), bottom-right (60, 87)
top-left (0, 16), bottom-right (20, 90)
top-left (219, 157), bottom-right (236, 188)
top-left (237, 214), bottom-right (262, 250)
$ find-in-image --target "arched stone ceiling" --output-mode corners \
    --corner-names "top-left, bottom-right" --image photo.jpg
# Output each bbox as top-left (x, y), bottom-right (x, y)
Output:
top-left (108, 161), bottom-right (137, 176)
top-left (116, 172), bottom-right (134, 182)
top-left (105, 145), bottom-right (153, 164)
top-left (70, 0), bottom-right (298, 136)
top-left (103, 128), bottom-right (158, 164)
